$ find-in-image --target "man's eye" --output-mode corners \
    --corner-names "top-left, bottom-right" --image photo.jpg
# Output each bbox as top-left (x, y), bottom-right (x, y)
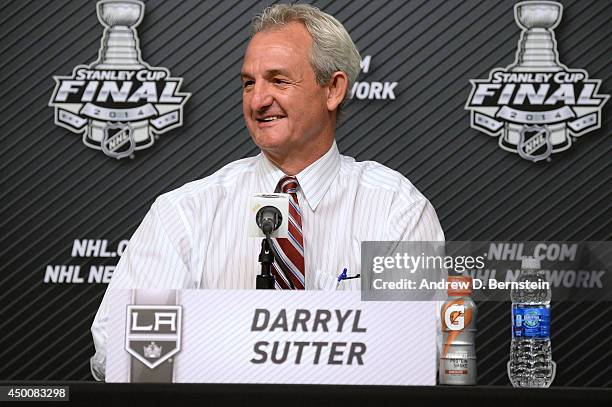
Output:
top-left (274, 79), bottom-right (287, 85)
top-left (243, 81), bottom-right (254, 88)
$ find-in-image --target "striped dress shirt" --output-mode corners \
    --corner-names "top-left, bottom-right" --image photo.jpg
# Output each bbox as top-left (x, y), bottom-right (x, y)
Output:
top-left (90, 140), bottom-right (445, 380)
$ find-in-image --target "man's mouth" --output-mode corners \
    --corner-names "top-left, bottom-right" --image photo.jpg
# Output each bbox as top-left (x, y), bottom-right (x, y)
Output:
top-left (256, 116), bottom-right (285, 123)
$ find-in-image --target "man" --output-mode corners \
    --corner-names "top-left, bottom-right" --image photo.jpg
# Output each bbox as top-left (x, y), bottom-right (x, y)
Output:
top-left (90, 3), bottom-right (444, 380)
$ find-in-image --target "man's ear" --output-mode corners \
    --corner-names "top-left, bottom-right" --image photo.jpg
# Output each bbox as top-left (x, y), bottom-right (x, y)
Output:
top-left (326, 71), bottom-right (349, 112)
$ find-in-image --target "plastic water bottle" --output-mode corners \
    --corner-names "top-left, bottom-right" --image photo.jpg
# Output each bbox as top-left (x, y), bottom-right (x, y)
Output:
top-left (508, 256), bottom-right (555, 387)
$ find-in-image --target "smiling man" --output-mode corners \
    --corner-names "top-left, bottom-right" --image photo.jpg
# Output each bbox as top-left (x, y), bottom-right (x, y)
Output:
top-left (241, 18), bottom-right (345, 176)
top-left (90, 3), bottom-right (444, 380)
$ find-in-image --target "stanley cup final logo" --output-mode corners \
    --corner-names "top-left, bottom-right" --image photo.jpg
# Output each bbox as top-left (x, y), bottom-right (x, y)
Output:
top-left (49, 0), bottom-right (190, 159)
top-left (466, 1), bottom-right (608, 162)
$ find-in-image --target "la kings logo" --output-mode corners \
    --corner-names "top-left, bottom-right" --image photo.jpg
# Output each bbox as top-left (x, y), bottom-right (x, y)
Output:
top-left (465, 1), bottom-right (608, 162)
top-left (49, 0), bottom-right (190, 159)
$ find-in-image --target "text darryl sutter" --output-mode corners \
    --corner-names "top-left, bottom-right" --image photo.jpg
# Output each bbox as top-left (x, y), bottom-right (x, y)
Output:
top-left (249, 309), bottom-right (367, 365)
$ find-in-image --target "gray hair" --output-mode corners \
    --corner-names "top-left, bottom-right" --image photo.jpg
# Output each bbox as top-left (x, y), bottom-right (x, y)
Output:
top-left (251, 3), bottom-right (361, 110)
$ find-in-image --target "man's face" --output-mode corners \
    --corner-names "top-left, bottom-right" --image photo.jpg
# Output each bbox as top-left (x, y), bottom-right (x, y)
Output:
top-left (241, 22), bottom-right (329, 158)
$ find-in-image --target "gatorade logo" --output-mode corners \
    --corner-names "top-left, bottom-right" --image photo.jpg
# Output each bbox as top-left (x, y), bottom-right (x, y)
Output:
top-left (444, 304), bottom-right (465, 331)
top-left (442, 301), bottom-right (473, 358)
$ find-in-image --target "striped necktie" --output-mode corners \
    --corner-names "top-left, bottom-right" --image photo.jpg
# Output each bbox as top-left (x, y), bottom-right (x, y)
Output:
top-left (271, 176), bottom-right (305, 289)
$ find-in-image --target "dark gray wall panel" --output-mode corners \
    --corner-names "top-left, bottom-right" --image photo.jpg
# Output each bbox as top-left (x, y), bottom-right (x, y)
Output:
top-left (0, 0), bottom-right (610, 385)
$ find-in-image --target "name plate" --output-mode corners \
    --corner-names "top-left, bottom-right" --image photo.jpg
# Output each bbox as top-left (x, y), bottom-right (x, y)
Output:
top-left (105, 290), bottom-right (437, 385)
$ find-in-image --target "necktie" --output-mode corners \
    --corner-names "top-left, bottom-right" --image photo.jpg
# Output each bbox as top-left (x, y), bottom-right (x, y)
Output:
top-left (271, 176), bottom-right (305, 289)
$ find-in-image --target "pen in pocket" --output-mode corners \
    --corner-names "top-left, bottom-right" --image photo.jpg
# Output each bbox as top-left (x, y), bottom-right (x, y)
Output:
top-left (336, 268), bottom-right (360, 289)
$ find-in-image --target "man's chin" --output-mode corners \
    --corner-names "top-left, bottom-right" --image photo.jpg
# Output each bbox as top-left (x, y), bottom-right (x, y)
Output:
top-left (251, 132), bottom-right (290, 153)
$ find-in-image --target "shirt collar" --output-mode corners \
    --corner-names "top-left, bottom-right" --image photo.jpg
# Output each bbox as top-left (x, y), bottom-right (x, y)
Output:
top-left (256, 140), bottom-right (341, 211)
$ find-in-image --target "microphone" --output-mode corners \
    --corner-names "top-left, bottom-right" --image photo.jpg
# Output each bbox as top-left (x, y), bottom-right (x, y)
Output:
top-left (256, 206), bottom-right (282, 236)
top-left (249, 193), bottom-right (292, 289)
top-left (248, 193), bottom-right (289, 238)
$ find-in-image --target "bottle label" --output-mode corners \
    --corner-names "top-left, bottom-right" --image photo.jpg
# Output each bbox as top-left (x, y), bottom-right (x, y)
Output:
top-left (512, 306), bottom-right (550, 338)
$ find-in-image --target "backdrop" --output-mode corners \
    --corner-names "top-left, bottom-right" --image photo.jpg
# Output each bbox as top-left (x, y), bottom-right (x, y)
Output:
top-left (1, 0), bottom-right (610, 385)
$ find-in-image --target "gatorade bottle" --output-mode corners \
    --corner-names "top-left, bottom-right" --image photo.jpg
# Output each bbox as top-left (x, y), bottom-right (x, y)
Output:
top-left (439, 276), bottom-right (477, 385)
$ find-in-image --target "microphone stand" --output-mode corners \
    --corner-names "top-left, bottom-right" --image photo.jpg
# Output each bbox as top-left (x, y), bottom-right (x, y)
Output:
top-left (256, 237), bottom-right (275, 289)
top-left (254, 205), bottom-right (294, 289)
top-left (256, 234), bottom-right (295, 289)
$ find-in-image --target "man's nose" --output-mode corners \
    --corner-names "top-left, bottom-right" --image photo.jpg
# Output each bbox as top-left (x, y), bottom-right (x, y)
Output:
top-left (250, 82), bottom-right (274, 111)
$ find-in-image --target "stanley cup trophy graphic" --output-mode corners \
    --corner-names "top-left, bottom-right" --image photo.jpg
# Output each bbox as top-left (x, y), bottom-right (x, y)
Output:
top-left (465, 1), bottom-right (608, 162)
top-left (508, 2), bottom-right (562, 73)
top-left (505, 1), bottom-right (565, 161)
top-left (49, 0), bottom-right (190, 159)
top-left (92, 0), bottom-right (145, 70)
top-left (89, 0), bottom-right (146, 158)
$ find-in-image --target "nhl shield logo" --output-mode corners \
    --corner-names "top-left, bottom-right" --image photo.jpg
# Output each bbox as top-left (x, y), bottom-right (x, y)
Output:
top-left (465, 1), bottom-right (608, 162)
top-left (125, 305), bottom-right (182, 369)
top-left (101, 123), bottom-right (135, 159)
top-left (518, 125), bottom-right (552, 162)
top-left (48, 0), bottom-right (190, 159)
